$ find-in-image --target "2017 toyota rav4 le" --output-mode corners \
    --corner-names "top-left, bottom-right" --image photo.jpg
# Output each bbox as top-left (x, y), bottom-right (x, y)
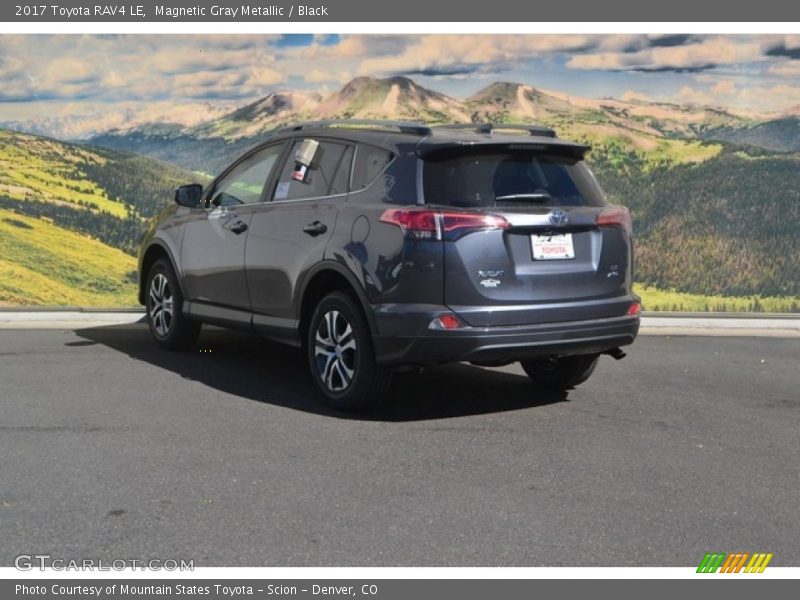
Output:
top-left (139, 120), bottom-right (640, 410)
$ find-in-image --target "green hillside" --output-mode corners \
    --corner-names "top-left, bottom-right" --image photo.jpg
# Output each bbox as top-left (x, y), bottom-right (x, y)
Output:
top-left (0, 129), bottom-right (197, 306)
top-left (89, 127), bottom-right (255, 174)
top-left (591, 147), bottom-right (800, 298)
top-left (0, 129), bottom-right (128, 217)
top-left (0, 208), bottom-right (136, 306)
top-left (0, 129), bottom-right (196, 254)
top-left (634, 284), bottom-right (799, 313)
top-left (461, 94), bottom-right (799, 303)
top-left (703, 117), bottom-right (800, 153)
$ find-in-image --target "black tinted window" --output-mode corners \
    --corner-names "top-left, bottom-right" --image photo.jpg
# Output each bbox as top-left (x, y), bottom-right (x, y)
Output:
top-left (423, 148), bottom-right (606, 208)
top-left (273, 140), bottom-right (352, 201)
top-left (330, 146), bottom-right (354, 195)
top-left (352, 144), bottom-right (394, 190)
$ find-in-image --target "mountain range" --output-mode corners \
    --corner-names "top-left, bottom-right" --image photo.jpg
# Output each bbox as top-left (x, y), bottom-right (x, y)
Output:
top-left (0, 102), bottom-right (234, 142)
top-left (73, 76), bottom-right (800, 175)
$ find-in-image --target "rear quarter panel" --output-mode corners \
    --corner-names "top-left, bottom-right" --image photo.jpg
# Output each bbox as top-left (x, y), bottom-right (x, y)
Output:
top-left (326, 152), bottom-right (445, 307)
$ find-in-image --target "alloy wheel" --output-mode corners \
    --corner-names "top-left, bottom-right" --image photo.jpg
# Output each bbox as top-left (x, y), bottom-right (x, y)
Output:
top-left (314, 310), bottom-right (357, 392)
top-left (148, 273), bottom-right (174, 337)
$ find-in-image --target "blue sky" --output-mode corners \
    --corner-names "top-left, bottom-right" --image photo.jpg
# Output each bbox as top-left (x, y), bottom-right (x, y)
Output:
top-left (1, 34), bottom-right (798, 125)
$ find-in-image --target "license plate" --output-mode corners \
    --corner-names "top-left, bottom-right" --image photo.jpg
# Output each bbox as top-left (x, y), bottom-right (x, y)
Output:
top-left (531, 233), bottom-right (575, 260)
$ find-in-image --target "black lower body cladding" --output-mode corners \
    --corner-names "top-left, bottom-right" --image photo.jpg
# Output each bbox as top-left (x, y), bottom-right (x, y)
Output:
top-left (371, 307), bottom-right (640, 366)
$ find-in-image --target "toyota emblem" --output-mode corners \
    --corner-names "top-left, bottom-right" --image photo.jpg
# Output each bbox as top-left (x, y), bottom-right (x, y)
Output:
top-left (548, 210), bottom-right (568, 226)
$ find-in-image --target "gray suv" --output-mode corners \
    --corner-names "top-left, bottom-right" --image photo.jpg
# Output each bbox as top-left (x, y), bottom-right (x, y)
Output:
top-left (139, 120), bottom-right (640, 410)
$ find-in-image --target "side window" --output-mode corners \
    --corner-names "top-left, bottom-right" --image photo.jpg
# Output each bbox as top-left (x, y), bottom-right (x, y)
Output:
top-left (330, 146), bottom-right (354, 195)
top-left (272, 140), bottom-right (353, 201)
top-left (211, 144), bottom-right (283, 207)
top-left (352, 144), bottom-right (394, 190)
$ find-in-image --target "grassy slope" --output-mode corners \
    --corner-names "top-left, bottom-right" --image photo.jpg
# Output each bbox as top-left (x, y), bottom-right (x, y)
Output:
top-left (0, 128), bottom-right (202, 307)
top-left (0, 129), bottom-right (129, 218)
top-left (635, 285), bottom-right (800, 313)
top-left (593, 148), bottom-right (800, 299)
top-left (548, 119), bottom-right (724, 172)
top-left (0, 208), bottom-right (137, 306)
top-left (0, 128), bottom-right (139, 305)
top-left (559, 120), bottom-right (799, 310)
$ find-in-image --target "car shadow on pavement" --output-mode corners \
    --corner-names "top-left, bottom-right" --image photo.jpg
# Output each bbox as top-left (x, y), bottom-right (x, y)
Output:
top-left (74, 323), bottom-right (569, 422)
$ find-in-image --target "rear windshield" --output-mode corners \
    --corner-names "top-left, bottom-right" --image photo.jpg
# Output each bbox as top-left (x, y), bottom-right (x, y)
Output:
top-left (423, 148), bottom-right (606, 208)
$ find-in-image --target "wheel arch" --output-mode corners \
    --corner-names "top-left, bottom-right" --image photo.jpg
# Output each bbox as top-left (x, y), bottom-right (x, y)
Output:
top-left (139, 241), bottom-right (183, 305)
top-left (296, 262), bottom-right (377, 347)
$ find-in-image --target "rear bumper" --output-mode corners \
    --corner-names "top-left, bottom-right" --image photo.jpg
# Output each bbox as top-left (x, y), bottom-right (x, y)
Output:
top-left (372, 307), bottom-right (640, 366)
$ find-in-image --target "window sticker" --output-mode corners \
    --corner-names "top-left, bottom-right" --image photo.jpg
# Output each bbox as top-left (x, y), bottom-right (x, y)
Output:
top-left (275, 181), bottom-right (290, 200)
top-left (291, 164), bottom-right (308, 182)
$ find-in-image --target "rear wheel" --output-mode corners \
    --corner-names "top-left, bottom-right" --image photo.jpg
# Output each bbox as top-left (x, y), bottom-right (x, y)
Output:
top-left (307, 291), bottom-right (392, 411)
top-left (520, 354), bottom-right (599, 390)
top-left (146, 258), bottom-right (200, 350)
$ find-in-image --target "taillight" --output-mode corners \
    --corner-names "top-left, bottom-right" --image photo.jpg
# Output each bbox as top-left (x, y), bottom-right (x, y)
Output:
top-left (380, 208), bottom-right (509, 240)
top-left (596, 206), bottom-right (632, 234)
top-left (379, 209), bottom-right (439, 239)
top-left (627, 302), bottom-right (642, 316)
top-left (428, 314), bottom-right (466, 330)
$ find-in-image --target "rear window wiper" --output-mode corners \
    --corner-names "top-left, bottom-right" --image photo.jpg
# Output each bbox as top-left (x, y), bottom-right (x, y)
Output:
top-left (494, 192), bottom-right (552, 201)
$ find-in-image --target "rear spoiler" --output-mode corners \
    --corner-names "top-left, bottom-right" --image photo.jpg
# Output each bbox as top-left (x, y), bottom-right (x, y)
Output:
top-left (435, 123), bottom-right (557, 138)
top-left (416, 140), bottom-right (592, 160)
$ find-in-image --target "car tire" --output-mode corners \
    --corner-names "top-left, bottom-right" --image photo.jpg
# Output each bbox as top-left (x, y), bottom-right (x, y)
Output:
top-left (146, 258), bottom-right (201, 351)
top-left (307, 291), bottom-right (392, 411)
top-left (520, 354), bottom-right (599, 390)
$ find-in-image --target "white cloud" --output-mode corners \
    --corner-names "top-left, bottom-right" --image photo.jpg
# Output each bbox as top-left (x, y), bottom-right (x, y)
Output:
top-left (295, 35), bottom-right (406, 60)
top-left (247, 65), bottom-right (286, 86)
top-left (670, 80), bottom-right (800, 114)
top-left (711, 80), bottom-right (736, 95)
top-left (304, 68), bottom-right (352, 84)
top-left (0, 35), bottom-right (289, 103)
top-left (567, 37), bottom-right (763, 72)
top-left (1, 34), bottom-right (800, 123)
top-left (676, 85), bottom-right (716, 105)
top-left (355, 35), bottom-right (596, 76)
top-left (620, 90), bottom-right (653, 103)
top-left (733, 84), bottom-right (800, 113)
top-left (768, 61), bottom-right (800, 78)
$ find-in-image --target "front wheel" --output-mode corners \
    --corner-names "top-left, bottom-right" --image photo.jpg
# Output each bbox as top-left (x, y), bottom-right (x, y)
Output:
top-left (520, 354), bottom-right (599, 390)
top-left (307, 292), bottom-right (392, 411)
top-left (146, 258), bottom-right (201, 350)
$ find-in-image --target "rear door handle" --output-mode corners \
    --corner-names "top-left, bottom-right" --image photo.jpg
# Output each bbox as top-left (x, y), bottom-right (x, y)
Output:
top-left (303, 221), bottom-right (328, 236)
top-left (228, 220), bottom-right (248, 234)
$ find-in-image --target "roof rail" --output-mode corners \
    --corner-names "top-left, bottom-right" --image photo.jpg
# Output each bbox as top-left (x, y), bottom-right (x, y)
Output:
top-left (435, 122), bottom-right (557, 138)
top-left (278, 119), bottom-right (432, 136)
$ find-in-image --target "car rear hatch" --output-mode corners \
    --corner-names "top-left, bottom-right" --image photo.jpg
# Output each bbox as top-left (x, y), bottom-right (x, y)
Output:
top-left (420, 141), bottom-right (634, 327)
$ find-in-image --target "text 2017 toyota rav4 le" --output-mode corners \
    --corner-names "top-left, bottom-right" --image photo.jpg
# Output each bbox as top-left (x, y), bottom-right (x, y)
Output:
top-left (138, 121), bottom-right (640, 410)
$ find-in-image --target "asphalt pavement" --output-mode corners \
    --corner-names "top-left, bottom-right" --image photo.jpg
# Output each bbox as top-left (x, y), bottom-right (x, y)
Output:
top-left (0, 325), bottom-right (798, 566)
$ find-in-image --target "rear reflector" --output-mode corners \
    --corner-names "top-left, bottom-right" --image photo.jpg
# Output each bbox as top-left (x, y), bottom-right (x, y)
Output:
top-left (428, 315), bottom-right (466, 330)
top-left (627, 302), bottom-right (642, 316)
top-left (380, 208), bottom-right (509, 240)
top-left (596, 205), bottom-right (633, 234)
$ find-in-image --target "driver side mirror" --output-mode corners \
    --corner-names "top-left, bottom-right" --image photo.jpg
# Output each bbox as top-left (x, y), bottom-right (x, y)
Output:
top-left (175, 184), bottom-right (203, 208)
